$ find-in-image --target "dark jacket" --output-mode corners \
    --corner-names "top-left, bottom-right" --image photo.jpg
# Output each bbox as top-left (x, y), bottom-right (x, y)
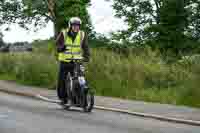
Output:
top-left (56, 30), bottom-right (90, 61)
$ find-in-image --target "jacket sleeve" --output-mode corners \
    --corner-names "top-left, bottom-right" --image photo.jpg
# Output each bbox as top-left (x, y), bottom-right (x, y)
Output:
top-left (81, 33), bottom-right (90, 61)
top-left (56, 32), bottom-right (65, 52)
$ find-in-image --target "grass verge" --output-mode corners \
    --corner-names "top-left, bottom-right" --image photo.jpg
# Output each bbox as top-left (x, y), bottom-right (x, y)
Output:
top-left (0, 47), bottom-right (200, 108)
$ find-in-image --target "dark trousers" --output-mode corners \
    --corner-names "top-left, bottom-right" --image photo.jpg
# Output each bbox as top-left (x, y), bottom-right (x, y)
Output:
top-left (57, 62), bottom-right (75, 101)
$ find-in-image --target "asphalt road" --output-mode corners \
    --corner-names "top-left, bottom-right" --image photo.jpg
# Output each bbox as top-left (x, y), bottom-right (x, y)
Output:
top-left (0, 92), bottom-right (199, 133)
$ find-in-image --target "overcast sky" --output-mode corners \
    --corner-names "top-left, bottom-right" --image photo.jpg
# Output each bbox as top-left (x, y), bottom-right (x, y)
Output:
top-left (2, 0), bottom-right (126, 43)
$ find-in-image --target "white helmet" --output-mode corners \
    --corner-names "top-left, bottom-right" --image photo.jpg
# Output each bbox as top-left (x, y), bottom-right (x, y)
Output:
top-left (68, 17), bottom-right (82, 28)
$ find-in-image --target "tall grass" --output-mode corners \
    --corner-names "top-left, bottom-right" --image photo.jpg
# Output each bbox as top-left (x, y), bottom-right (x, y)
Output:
top-left (0, 52), bottom-right (58, 88)
top-left (0, 45), bottom-right (200, 107)
top-left (86, 48), bottom-right (200, 107)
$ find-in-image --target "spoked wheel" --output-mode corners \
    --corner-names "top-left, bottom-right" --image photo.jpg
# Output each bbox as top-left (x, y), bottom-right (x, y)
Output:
top-left (83, 89), bottom-right (94, 112)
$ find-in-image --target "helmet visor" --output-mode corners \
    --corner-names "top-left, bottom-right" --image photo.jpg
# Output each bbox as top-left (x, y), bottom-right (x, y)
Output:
top-left (71, 21), bottom-right (81, 26)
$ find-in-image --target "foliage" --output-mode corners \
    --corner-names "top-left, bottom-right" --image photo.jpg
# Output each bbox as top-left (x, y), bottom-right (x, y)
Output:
top-left (111, 0), bottom-right (200, 53)
top-left (0, 0), bottom-right (93, 36)
top-left (0, 32), bottom-right (4, 47)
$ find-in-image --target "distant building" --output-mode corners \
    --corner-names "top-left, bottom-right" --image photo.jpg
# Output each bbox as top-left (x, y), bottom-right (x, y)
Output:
top-left (0, 42), bottom-right (33, 52)
top-left (8, 42), bottom-right (32, 52)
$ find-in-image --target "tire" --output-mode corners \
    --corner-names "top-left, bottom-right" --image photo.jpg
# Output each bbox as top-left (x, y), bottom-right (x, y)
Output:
top-left (83, 89), bottom-right (94, 112)
top-left (63, 72), bottom-right (73, 109)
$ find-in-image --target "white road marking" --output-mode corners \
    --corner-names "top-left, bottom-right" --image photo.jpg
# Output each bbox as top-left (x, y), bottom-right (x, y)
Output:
top-left (36, 94), bottom-right (61, 103)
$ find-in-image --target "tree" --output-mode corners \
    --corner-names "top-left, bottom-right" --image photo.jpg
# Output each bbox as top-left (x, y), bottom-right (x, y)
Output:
top-left (0, 0), bottom-right (93, 37)
top-left (185, 0), bottom-right (200, 40)
top-left (0, 32), bottom-right (4, 47)
top-left (112, 0), bottom-right (162, 43)
top-left (112, 0), bottom-right (200, 53)
top-left (154, 0), bottom-right (187, 53)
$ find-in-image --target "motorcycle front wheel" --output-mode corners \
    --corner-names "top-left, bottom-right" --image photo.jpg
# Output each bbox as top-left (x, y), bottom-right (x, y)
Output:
top-left (83, 89), bottom-right (94, 112)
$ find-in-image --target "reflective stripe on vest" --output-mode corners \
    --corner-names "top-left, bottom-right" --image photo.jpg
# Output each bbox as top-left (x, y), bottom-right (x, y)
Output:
top-left (63, 51), bottom-right (82, 55)
top-left (58, 29), bottom-right (85, 62)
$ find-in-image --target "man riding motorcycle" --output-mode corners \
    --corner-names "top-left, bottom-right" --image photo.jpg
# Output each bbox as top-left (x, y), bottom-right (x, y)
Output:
top-left (56, 17), bottom-right (90, 105)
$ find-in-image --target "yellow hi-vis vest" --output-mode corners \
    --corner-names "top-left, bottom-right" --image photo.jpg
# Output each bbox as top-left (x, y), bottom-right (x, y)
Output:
top-left (58, 29), bottom-right (85, 62)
